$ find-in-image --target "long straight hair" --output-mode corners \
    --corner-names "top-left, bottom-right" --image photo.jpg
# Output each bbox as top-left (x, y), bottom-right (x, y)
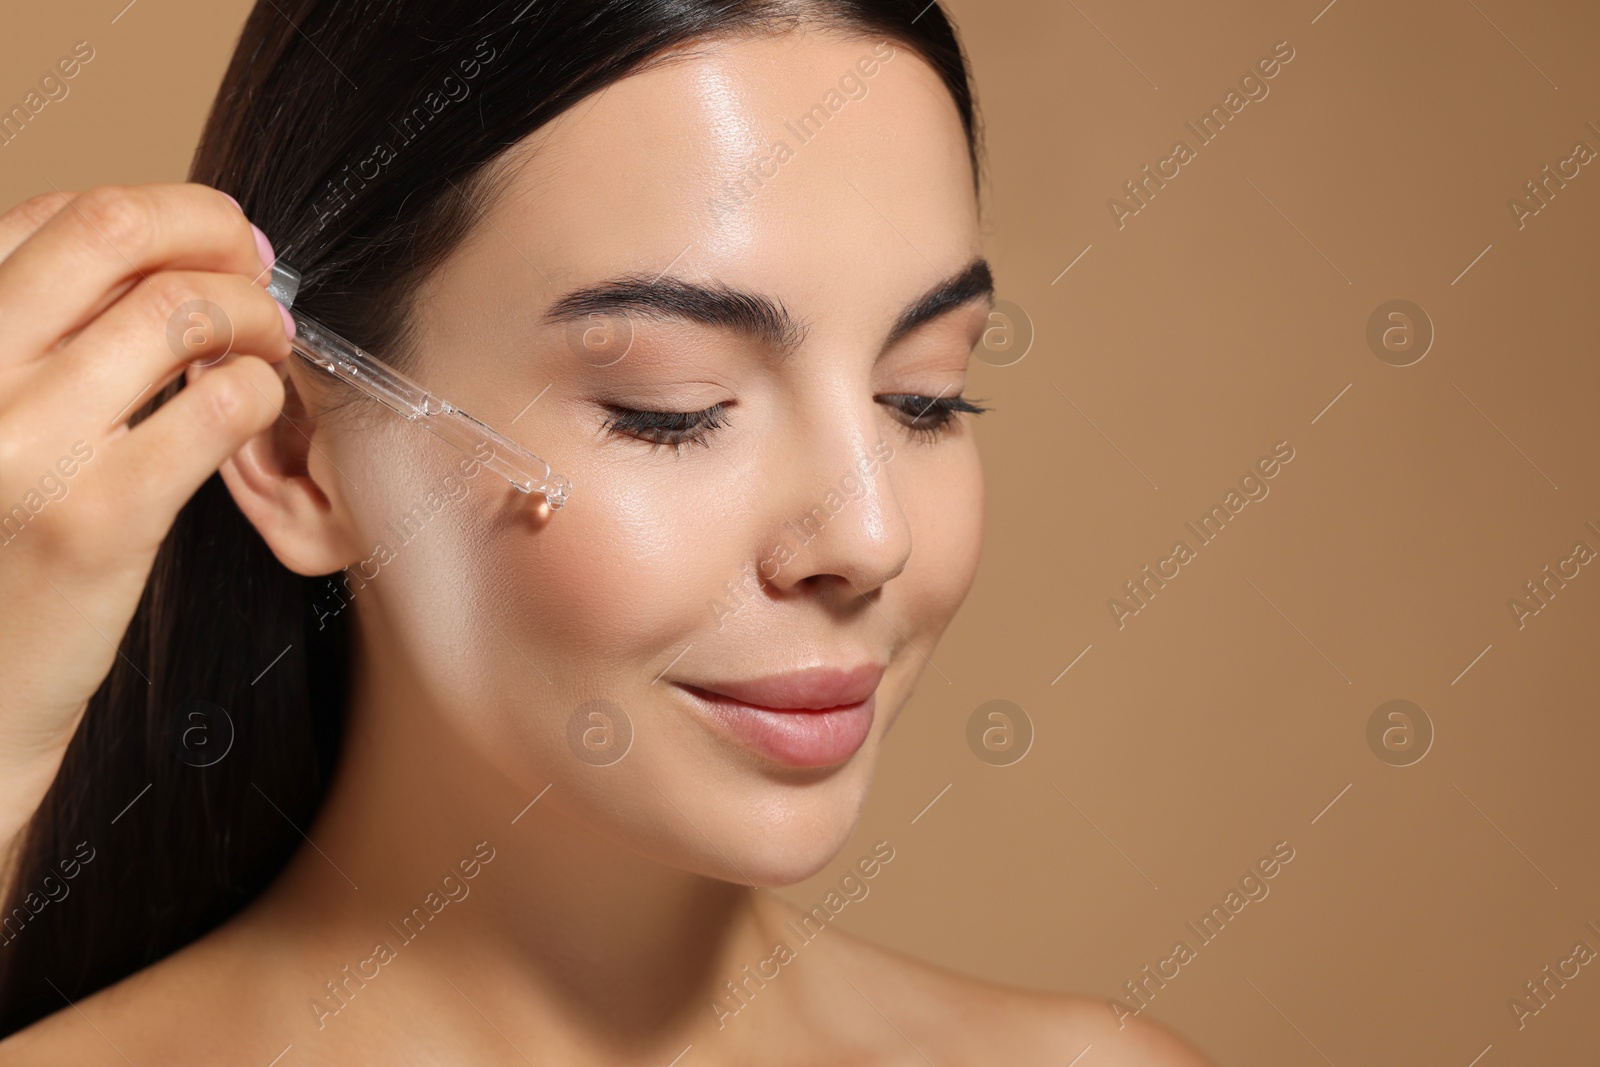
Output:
top-left (0, 0), bottom-right (981, 1035)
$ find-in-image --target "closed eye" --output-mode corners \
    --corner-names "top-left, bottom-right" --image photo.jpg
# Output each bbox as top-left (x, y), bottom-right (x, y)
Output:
top-left (877, 393), bottom-right (990, 444)
top-left (598, 402), bottom-right (732, 455)
top-left (599, 393), bottom-right (990, 455)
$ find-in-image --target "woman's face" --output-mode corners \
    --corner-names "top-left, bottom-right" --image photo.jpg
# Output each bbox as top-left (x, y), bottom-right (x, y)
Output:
top-left (307, 29), bottom-right (989, 885)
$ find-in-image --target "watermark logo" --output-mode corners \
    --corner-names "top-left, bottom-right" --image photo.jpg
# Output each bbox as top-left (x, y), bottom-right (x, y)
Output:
top-left (1365, 699), bottom-right (1433, 767)
top-left (169, 698), bottom-right (235, 768)
top-left (166, 299), bottom-right (236, 368)
top-left (567, 699), bottom-right (633, 766)
top-left (965, 699), bottom-right (1034, 766)
top-left (1365, 299), bottom-right (1433, 367)
top-left (565, 310), bottom-right (635, 368)
top-left (974, 299), bottom-right (1034, 368)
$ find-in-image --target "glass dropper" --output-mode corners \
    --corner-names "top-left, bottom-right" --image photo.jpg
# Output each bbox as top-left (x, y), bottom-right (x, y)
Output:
top-left (263, 260), bottom-right (571, 509)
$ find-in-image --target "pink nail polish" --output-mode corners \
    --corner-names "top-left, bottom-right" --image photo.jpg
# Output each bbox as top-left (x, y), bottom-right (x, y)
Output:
top-left (251, 224), bottom-right (276, 271)
top-left (278, 302), bottom-right (297, 341)
top-left (220, 191), bottom-right (243, 213)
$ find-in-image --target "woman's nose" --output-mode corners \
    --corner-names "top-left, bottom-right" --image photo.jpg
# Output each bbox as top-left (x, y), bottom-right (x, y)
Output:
top-left (759, 406), bottom-right (912, 597)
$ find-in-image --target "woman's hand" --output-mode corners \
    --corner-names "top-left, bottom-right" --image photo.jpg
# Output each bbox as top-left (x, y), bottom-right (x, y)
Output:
top-left (0, 182), bottom-right (293, 864)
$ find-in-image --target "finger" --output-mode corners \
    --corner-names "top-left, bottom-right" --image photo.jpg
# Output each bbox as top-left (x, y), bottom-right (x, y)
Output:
top-left (41, 186), bottom-right (259, 352)
top-left (24, 269), bottom-right (294, 439)
top-left (97, 354), bottom-right (286, 538)
top-left (0, 189), bottom-right (79, 264)
top-left (0, 182), bottom-right (274, 360)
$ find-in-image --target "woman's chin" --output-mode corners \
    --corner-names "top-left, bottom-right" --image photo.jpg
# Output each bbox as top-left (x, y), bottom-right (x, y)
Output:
top-left (715, 804), bottom-right (874, 888)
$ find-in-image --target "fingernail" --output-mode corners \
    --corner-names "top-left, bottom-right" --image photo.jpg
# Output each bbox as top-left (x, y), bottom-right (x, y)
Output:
top-left (278, 302), bottom-right (297, 341)
top-left (251, 223), bottom-right (276, 272)
top-left (220, 191), bottom-right (243, 213)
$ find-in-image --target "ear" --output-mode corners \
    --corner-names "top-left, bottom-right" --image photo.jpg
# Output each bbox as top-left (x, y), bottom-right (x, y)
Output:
top-left (192, 358), bottom-right (361, 576)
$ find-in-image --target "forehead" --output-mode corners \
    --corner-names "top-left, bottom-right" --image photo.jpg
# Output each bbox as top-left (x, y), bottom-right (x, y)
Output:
top-left (466, 30), bottom-right (979, 332)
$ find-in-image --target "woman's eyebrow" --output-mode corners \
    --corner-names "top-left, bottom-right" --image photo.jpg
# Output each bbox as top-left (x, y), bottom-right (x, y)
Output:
top-left (884, 256), bottom-right (994, 347)
top-left (539, 255), bottom-right (994, 359)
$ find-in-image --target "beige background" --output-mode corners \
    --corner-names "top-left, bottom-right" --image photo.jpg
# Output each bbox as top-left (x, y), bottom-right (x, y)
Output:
top-left (4, 1), bottom-right (1598, 1063)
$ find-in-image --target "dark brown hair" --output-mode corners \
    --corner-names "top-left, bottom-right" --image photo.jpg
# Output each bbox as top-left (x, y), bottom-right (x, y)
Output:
top-left (0, 0), bottom-right (981, 1034)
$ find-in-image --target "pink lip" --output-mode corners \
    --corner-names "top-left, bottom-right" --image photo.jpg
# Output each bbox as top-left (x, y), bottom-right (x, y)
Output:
top-left (680, 664), bottom-right (886, 710)
top-left (674, 664), bottom-right (885, 767)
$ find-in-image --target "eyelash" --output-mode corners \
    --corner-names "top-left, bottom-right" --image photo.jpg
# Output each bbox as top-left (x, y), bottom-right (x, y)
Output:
top-left (600, 394), bottom-right (990, 455)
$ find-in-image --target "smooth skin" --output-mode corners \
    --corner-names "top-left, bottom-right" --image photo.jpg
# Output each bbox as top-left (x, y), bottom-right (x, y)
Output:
top-left (0, 30), bottom-right (1215, 1067)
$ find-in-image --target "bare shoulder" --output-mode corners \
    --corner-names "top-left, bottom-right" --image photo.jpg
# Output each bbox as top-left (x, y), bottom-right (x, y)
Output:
top-left (0, 999), bottom-right (105, 1065)
top-left (1020, 991), bottom-right (1217, 1067)
top-left (0, 921), bottom-right (282, 1066)
top-left (0, 964), bottom-right (176, 1065)
top-left (788, 904), bottom-right (1215, 1066)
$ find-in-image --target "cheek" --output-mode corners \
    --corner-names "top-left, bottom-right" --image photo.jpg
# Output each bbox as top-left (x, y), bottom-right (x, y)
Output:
top-left (508, 471), bottom-right (738, 664)
top-left (899, 443), bottom-right (985, 629)
top-left (373, 456), bottom-right (748, 703)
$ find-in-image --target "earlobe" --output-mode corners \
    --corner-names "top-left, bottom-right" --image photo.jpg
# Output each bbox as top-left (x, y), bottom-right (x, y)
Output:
top-left (192, 359), bottom-right (360, 577)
